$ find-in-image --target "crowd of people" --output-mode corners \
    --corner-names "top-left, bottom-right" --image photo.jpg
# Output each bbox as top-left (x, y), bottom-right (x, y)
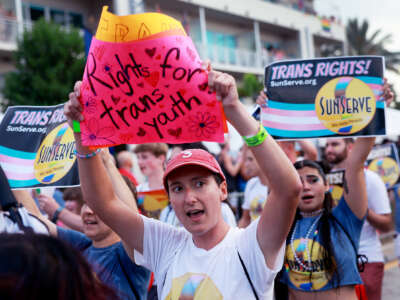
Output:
top-left (0, 64), bottom-right (398, 300)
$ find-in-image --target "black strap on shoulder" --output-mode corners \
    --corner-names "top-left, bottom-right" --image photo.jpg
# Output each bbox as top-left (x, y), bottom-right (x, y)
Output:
top-left (237, 251), bottom-right (259, 300)
top-left (330, 214), bottom-right (368, 272)
top-left (117, 250), bottom-right (140, 300)
top-left (0, 165), bottom-right (18, 210)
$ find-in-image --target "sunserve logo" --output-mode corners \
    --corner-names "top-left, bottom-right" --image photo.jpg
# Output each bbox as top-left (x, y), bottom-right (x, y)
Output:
top-left (315, 77), bottom-right (376, 134)
top-left (34, 123), bottom-right (76, 184)
top-left (368, 157), bottom-right (400, 188)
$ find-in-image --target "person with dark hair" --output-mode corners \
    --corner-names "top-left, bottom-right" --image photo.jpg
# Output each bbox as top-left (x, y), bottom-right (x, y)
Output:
top-left (324, 138), bottom-right (392, 300)
top-left (278, 137), bottom-right (375, 300)
top-left (0, 233), bottom-right (117, 300)
top-left (64, 65), bottom-right (302, 299)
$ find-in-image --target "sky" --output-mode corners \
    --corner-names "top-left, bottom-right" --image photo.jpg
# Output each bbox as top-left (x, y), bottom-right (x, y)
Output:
top-left (314, 0), bottom-right (400, 52)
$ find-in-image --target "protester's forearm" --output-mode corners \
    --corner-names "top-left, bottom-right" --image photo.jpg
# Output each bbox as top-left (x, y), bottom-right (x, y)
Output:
top-left (226, 102), bottom-right (300, 198)
top-left (74, 133), bottom-right (120, 218)
top-left (346, 137), bottom-right (375, 169)
top-left (103, 154), bottom-right (138, 213)
top-left (58, 209), bottom-right (84, 232)
top-left (366, 211), bottom-right (393, 233)
top-left (298, 140), bottom-right (318, 161)
top-left (12, 190), bottom-right (57, 236)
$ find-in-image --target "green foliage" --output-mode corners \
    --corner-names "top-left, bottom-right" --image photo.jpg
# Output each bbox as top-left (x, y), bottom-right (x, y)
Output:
top-left (2, 19), bottom-right (85, 110)
top-left (346, 18), bottom-right (400, 74)
top-left (237, 73), bottom-right (263, 100)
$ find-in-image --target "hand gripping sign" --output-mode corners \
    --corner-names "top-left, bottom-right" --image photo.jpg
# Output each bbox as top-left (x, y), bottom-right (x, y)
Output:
top-left (79, 6), bottom-right (226, 147)
top-left (262, 56), bottom-right (386, 140)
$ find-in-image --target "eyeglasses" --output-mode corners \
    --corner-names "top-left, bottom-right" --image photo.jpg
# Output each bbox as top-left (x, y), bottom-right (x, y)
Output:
top-left (299, 175), bottom-right (321, 185)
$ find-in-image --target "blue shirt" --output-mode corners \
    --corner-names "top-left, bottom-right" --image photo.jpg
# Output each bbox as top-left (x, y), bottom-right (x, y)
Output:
top-left (58, 227), bottom-right (150, 300)
top-left (281, 198), bottom-right (364, 292)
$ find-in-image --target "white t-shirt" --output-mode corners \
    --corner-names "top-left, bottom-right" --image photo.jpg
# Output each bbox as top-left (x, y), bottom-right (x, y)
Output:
top-left (242, 177), bottom-right (268, 221)
top-left (135, 216), bottom-right (284, 300)
top-left (358, 170), bottom-right (391, 262)
top-left (160, 202), bottom-right (237, 227)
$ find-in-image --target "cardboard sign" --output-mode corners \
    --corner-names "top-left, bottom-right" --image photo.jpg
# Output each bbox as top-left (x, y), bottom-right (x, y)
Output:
top-left (137, 189), bottom-right (169, 219)
top-left (366, 143), bottom-right (400, 188)
top-left (79, 8), bottom-right (226, 147)
top-left (95, 6), bottom-right (185, 42)
top-left (263, 56), bottom-right (386, 140)
top-left (0, 104), bottom-right (79, 189)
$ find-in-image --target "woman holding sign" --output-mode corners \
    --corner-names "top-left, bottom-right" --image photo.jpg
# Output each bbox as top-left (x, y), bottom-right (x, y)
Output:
top-left (64, 66), bottom-right (302, 299)
top-left (277, 139), bottom-right (373, 300)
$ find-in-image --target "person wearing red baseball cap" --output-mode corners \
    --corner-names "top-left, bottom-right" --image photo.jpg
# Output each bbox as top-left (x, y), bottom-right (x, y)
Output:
top-left (64, 65), bottom-right (302, 299)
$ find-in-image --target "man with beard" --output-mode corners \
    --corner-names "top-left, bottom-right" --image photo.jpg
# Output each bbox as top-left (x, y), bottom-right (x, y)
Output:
top-left (324, 138), bottom-right (392, 300)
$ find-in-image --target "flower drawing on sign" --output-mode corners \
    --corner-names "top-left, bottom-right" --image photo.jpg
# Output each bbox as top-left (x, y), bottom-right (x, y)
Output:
top-left (84, 97), bottom-right (97, 114)
top-left (81, 118), bottom-right (116, 146)
top-left (188, 112), bottom-right (219, 138)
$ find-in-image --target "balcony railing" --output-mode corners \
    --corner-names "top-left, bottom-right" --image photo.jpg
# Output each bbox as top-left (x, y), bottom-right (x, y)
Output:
top-left (0, 18), bottom-right (19, 45)
top-left (194, 41), bottom-right (285, 70)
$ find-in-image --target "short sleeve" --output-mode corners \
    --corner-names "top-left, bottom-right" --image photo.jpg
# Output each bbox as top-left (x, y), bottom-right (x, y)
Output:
top-left (236, 219), bottom-right (285, 295)
top-left (57, 227), bottom-right (92, 251)
top-left (365, 170), bottom-right (391, 214)
top-left (134, 215), bottom-right (188, 276)
top-left (332, 198), bottom-right (365, 248)
top-left (242, 178), bottom-right (255, 210)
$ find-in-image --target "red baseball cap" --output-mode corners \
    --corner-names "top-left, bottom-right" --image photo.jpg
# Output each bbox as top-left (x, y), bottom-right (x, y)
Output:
top-left (163, 149), bottom-right (226, 191)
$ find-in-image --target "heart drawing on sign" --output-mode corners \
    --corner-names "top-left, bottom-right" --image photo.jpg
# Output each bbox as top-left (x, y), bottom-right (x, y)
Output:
top-left (155, 54), bottom-right (161, 60)
top-left (111, 95), bottom-right (120, 105)
top-left (206, 101), bottom-right (216, 107)
top-left (145, 71), bottom-right (160, 88)
top-left (198, 82), bottom-right (208, 91)
top-left (145, 47), bottom-right (156, 58)
top-left (137, 127), bottom-right (146, 137)
top-left (137, 82), bottom-right (144, 88)
top-left (168, 128), bottom-right (182, 138)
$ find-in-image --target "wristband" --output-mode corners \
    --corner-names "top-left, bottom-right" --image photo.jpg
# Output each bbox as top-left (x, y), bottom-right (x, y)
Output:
top-left (74, 148), bottom-right (101, 159)
top-left (243, 123), bottom-right (268, 147)
top-left (72, 120), bottom-right (81, 133)
top-left (51, 206), bottom-right (64, 223)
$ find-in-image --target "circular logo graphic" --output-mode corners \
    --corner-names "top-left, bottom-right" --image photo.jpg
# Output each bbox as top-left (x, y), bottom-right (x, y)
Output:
top-left (34, 123), bottom-right (76, 184)
top-left (368, 157), bottom-right (400, 188)
top-left (285, 239), bottom-right (334, 290)
top-left (315, 77), bottom-right (376, 134)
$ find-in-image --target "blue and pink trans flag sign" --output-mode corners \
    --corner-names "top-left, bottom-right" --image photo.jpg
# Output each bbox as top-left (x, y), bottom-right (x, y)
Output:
top-left (263, 56), bottom-right (386, 140)
top-left (0, 104), bottom-right (79, 189)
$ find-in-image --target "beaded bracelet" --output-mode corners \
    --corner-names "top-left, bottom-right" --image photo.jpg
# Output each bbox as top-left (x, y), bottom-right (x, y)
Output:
top-left (243, 123), bottom-right (268, 147)
top-left (74, 148), bottom-right (101, 159)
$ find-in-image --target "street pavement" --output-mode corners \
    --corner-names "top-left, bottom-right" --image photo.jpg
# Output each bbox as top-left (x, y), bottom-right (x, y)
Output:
top-left (382, 236), bottom-right (399, 299)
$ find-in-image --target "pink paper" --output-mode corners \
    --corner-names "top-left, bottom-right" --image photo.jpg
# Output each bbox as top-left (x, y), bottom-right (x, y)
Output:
top-left (80, 35), bottom-right (225, 147)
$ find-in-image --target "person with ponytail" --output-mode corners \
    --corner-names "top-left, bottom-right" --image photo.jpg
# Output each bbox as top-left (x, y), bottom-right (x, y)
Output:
top-left (277, 137), bottom-right (375, 300)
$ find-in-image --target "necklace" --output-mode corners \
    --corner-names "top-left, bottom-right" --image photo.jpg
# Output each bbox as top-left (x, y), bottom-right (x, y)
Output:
top-left (290, 214), bottom-right (322, 272)
top-left (299, 208), bottom-right (325, 218)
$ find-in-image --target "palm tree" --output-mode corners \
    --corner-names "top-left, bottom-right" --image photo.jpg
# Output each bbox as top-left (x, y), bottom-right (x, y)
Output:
top-left (346, 18), bottom-right (400, 74)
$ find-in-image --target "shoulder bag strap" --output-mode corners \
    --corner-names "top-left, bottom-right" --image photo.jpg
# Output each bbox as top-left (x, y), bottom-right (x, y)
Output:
top-left (237, 250), bottom-right (260, 300)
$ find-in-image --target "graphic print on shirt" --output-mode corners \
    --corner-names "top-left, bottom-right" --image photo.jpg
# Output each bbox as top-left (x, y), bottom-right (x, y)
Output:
top-left (164, 273), bottom-right (222, 300)
top-left (249, 195), bottom-right (266, 220)
top-left (285, 239), bottom-right (336, 291)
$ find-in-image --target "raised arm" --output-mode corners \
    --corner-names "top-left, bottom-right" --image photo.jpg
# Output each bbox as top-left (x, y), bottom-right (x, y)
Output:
top-left (208, 69), bottom-right (302, 268)
top-left (343, 137), bottom-right (375, 219)
top-left (12, 190), bottom-right (57, 236)
top-left (298, 140), bottom-right (318, 161)
top-left (64, 82), bottom-right (144, 253)
top-left (37, 194), bottom-right (83, 232)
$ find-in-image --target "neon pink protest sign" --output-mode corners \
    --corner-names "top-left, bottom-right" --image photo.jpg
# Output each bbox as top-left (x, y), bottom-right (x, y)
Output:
top-left (80, 35), bottom-right (226, 147)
